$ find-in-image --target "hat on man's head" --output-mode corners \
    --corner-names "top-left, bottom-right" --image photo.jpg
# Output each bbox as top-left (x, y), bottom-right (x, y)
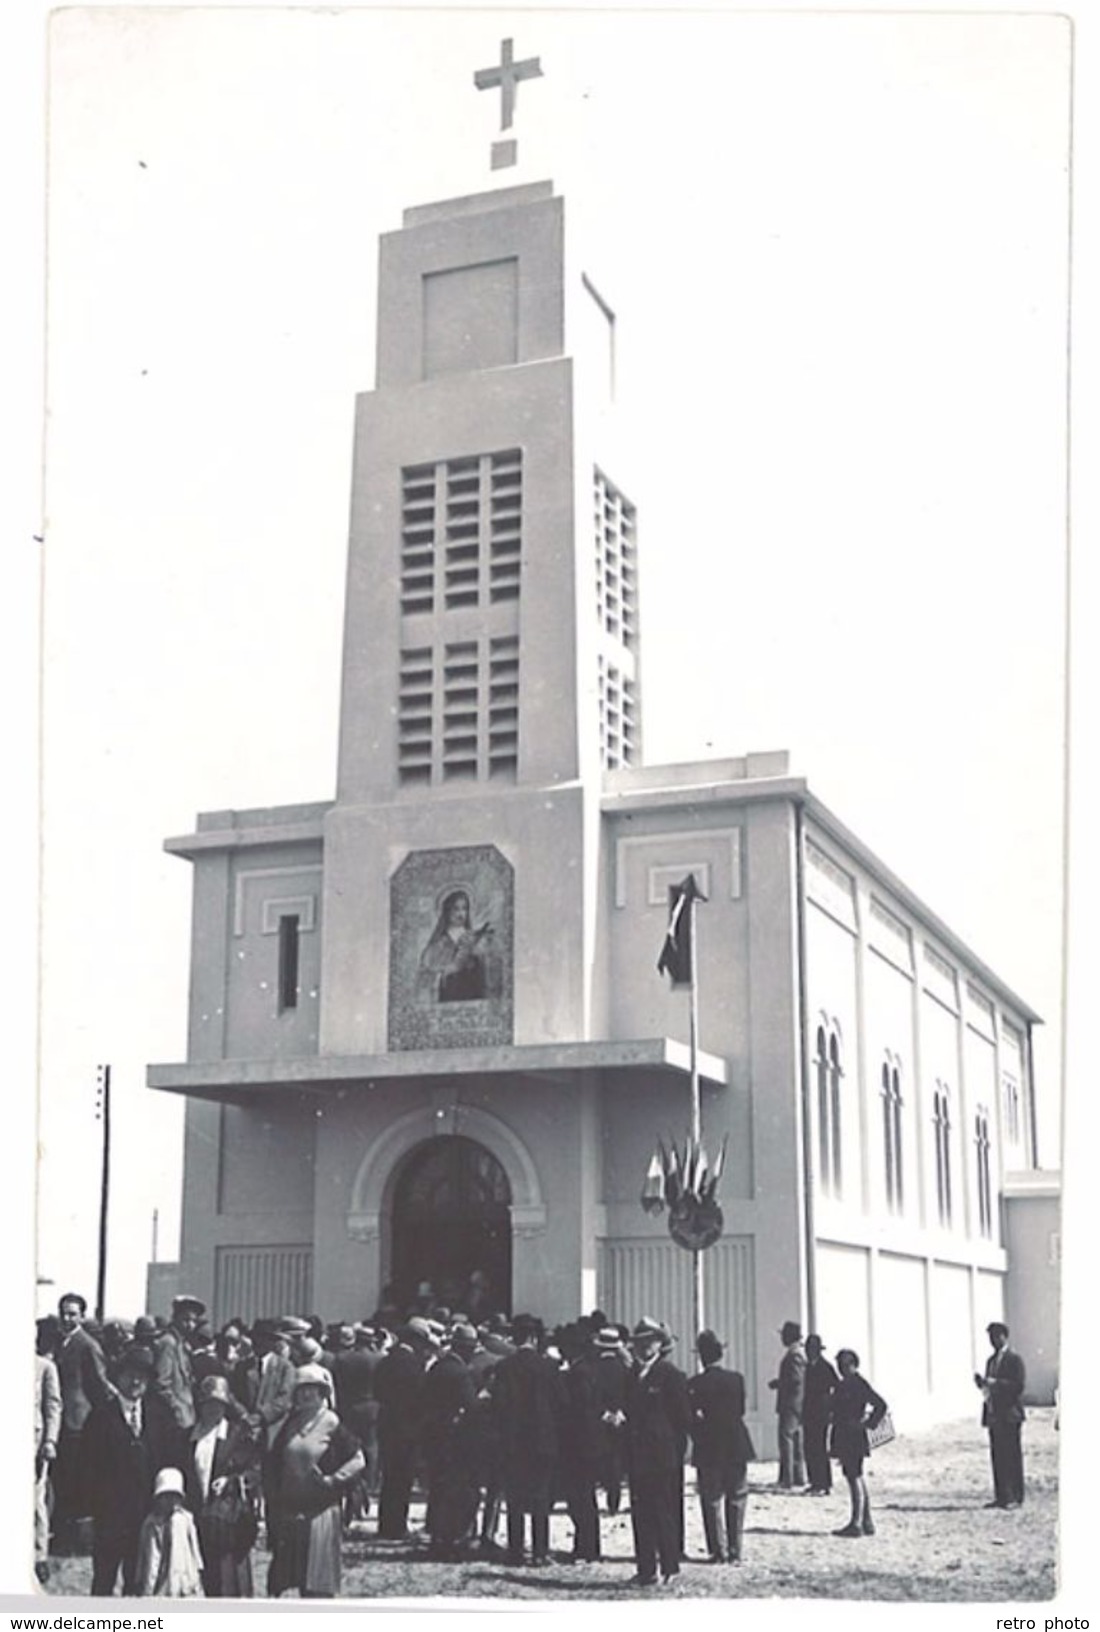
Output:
top-left (114, 1343), bottom-right (155, 1378)
top-left (450, 1321), bottom-right (479, 1349)
top-left (594, 1326), bottom-right (624, 1351)
top-left (172, 1295), bottom-right (206, 1317)
top-left (133, 1316), bottom-right (157, 1339)
top-left (292, 1363), bottom-right (332, 1396)
top-left (278, 1316), bottom-right (312, 1335)
top-left (197, 1374), bottom-right (232, 1405)
top-left (153, 1467), bottom-right (186, 1498)
top-left (696, 1329), bottom-right (724, 1364)
top-left (987, 1321), bottom-right (1010, 1340)
top-left (510, 1313), bottom-right (544, 1345)
top-left (400, 1317), bottom-right (439, 1349)
top-left (630, 1316), bottom-right (666, 1347)
top-left (780, 1320), bottom-right (802, 1345)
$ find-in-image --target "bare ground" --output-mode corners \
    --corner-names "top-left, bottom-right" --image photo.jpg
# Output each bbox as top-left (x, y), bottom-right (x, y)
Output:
top-left (41, 1408), bottom-right (1058, 1603)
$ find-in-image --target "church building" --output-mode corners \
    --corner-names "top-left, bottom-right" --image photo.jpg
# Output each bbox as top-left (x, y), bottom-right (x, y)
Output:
top-left (149, 43), bottom-right (1052, 1443)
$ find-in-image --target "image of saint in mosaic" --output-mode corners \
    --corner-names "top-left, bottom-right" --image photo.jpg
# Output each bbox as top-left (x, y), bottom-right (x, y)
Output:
top-left (417, 887), bottom-right (495, 1003)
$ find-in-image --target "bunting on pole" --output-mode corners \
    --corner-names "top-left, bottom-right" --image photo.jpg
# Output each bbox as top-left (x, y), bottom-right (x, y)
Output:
top-left (656, 873), bottom-right (707, 987)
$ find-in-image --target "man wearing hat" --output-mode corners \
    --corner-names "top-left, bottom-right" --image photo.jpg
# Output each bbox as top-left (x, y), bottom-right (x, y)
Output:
top-left (420, 1323), bottom-right (479, 1558)
top-left (621, 1317), bottom-right (691, 1586)
top-left (974, 1321), bottom-right (1027, 1508)
top-left (81, 1344), bottom-right (185, 1595)
top-left (803, 1335), bottom-right (838, 1496)
top-left (374, 1318), bottom-right (435, 1539)
top-left (688, 1330), bottom-right (756, 1564)
top-left (153, 1296), bottom-right (205, 1432)
top-left (768, 1319), bottom-right (807, 1490)
top-left (491, 1314), bottom-right (564, 1566)
top-left (592, 1326), bottom-right (630, 1517)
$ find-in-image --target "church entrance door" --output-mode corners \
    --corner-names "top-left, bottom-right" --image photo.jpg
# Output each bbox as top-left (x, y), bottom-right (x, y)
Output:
top-left (390, 1135), bottom-right (512, 1316)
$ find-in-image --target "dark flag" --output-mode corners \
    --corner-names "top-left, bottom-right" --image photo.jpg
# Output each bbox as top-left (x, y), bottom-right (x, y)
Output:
top-left (656, 872), bottom-right (706, 987)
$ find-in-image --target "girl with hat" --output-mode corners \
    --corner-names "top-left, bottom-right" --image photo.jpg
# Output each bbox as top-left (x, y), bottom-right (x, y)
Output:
top-left (134, 1467), bottom-right (204, 1597)
top-left (265, 1365), bottom-right (366, 1597)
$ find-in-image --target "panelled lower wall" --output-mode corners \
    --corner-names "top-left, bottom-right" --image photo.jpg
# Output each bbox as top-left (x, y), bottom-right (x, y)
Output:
top-left (816, 1238), bottom-right (1005, 1428)
top-left (213, 1243), bottom-right (314, 1328)
top-left (598, 1235), bottom-right (764, 1437)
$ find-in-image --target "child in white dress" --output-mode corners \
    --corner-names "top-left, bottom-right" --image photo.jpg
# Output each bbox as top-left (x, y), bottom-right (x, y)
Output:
top-left (135, 1467), bottom-right (204, 1597)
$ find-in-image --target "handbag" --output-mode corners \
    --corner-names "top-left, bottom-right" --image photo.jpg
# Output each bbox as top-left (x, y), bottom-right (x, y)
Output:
top-left (866, 1410), bottom-right (896, 1451)
top-left (204, 1475), bottom-right (258, 1554)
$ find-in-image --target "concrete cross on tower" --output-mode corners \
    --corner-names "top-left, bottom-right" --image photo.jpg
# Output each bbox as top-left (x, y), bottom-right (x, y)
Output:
top-left (474, 37), bottom-right (543, 170)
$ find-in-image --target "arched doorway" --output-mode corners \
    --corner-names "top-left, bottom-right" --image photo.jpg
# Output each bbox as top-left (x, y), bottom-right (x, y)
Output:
top-left (389, 1135), bottom-right (512, 1315)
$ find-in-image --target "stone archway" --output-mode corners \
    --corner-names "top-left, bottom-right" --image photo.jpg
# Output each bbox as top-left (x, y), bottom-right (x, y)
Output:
top-left (346, 1102), bottom-right (547, 1309)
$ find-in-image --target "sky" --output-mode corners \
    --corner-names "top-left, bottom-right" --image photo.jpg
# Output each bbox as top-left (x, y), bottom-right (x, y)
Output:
top-left (3, 0), bottom-right (1098, 1615)
top-left (31, 3), bottom-right (1072, 1312)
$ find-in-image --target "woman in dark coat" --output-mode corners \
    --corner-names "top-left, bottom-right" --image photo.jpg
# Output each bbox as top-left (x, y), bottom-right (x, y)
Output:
top-left (828, 1348), bottom-right (888, 1537)
top-left (184, 1375), bottom-right (260, 1597)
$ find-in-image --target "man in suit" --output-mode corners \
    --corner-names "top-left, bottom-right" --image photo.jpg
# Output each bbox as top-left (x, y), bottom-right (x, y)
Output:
top-left (768, 1319), bottom-right (807, 1490)
top-left (81, 1344), bottom-right (184, 1595)
top-left (374, 1318), bottom-right (434, 1540)
top-left (152, 1295), bottom-right (205, 1432)
top-left (51, 1291), bottom-right (114, 1553)
top-left (591, 1326), bottom-right (630, 1516)
top-left (803, 1334), bottom-right (839, 1496)
top-left (974, 1321), bottom-right (1027, 1508)
top-left (620, 1316), bottom-right (691, 1586)
top-left (687, 1329), bottom-right (756, 1565)
top-left (34, 1327), bottom-right (63, 1584)
top-left (556, 1323), bottom-right (604, 1562)
top-left (420, 1322), bottom-right (478, 1558)
top-left (491, 1314), bottom-right (565, 1566)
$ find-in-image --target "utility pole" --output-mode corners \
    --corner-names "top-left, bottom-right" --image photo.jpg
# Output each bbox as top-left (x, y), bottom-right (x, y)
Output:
top-left (95, 1063), bottom-right (111, 1322)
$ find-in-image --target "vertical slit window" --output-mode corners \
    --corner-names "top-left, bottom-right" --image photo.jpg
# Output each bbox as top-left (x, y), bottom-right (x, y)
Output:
top-left (277, 915), bottom-right (300, 1013)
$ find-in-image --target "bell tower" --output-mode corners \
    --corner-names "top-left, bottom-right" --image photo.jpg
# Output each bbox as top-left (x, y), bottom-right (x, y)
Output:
top-left (322, 43), bottom-right (640, 1055)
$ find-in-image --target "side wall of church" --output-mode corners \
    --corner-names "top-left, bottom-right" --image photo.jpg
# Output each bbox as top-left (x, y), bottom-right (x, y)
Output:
top-left (804, 817), bottom-right (1036, 1427)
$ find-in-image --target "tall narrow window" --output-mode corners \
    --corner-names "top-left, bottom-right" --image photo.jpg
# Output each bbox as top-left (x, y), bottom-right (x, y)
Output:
top-left (881, 1057), bottom-right (904, 1213)
top-left (277, 915), bottom-right (300, 1013)
top-left (933, 1082), bottom-right (953, 1226)
top-left (975, 1108), bottom-right (993, 1237)
top-left (814, 1023), bottom-right (843, 1199)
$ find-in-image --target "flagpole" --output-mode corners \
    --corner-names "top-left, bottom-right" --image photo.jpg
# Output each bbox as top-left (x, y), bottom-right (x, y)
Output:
top-left (688, 896), bottom-right (704, 1342)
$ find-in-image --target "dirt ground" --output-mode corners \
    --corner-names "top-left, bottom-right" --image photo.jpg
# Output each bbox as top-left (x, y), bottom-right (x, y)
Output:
top-left (41, 1408), bottom-right (1058, 1603)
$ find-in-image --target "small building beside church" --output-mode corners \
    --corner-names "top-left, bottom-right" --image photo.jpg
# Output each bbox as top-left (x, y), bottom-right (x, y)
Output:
top-left (149, 74), bottom-right (1055, 1441)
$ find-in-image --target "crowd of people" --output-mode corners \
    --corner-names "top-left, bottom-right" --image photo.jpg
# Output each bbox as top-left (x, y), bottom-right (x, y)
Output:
top-left (32, 1286), bottom-right (1026, 1598)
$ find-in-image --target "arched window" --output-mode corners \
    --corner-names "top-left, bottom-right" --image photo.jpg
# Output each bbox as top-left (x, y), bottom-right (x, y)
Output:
top-left (881, 1056), bottom-right (904, 1213)
top-left (974, 1107), bottom-right (993, 1237)
top-left (815, 1022), bottom-right (843, 1199)
top-left (933, 1081), bottom-right (953, 1226)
